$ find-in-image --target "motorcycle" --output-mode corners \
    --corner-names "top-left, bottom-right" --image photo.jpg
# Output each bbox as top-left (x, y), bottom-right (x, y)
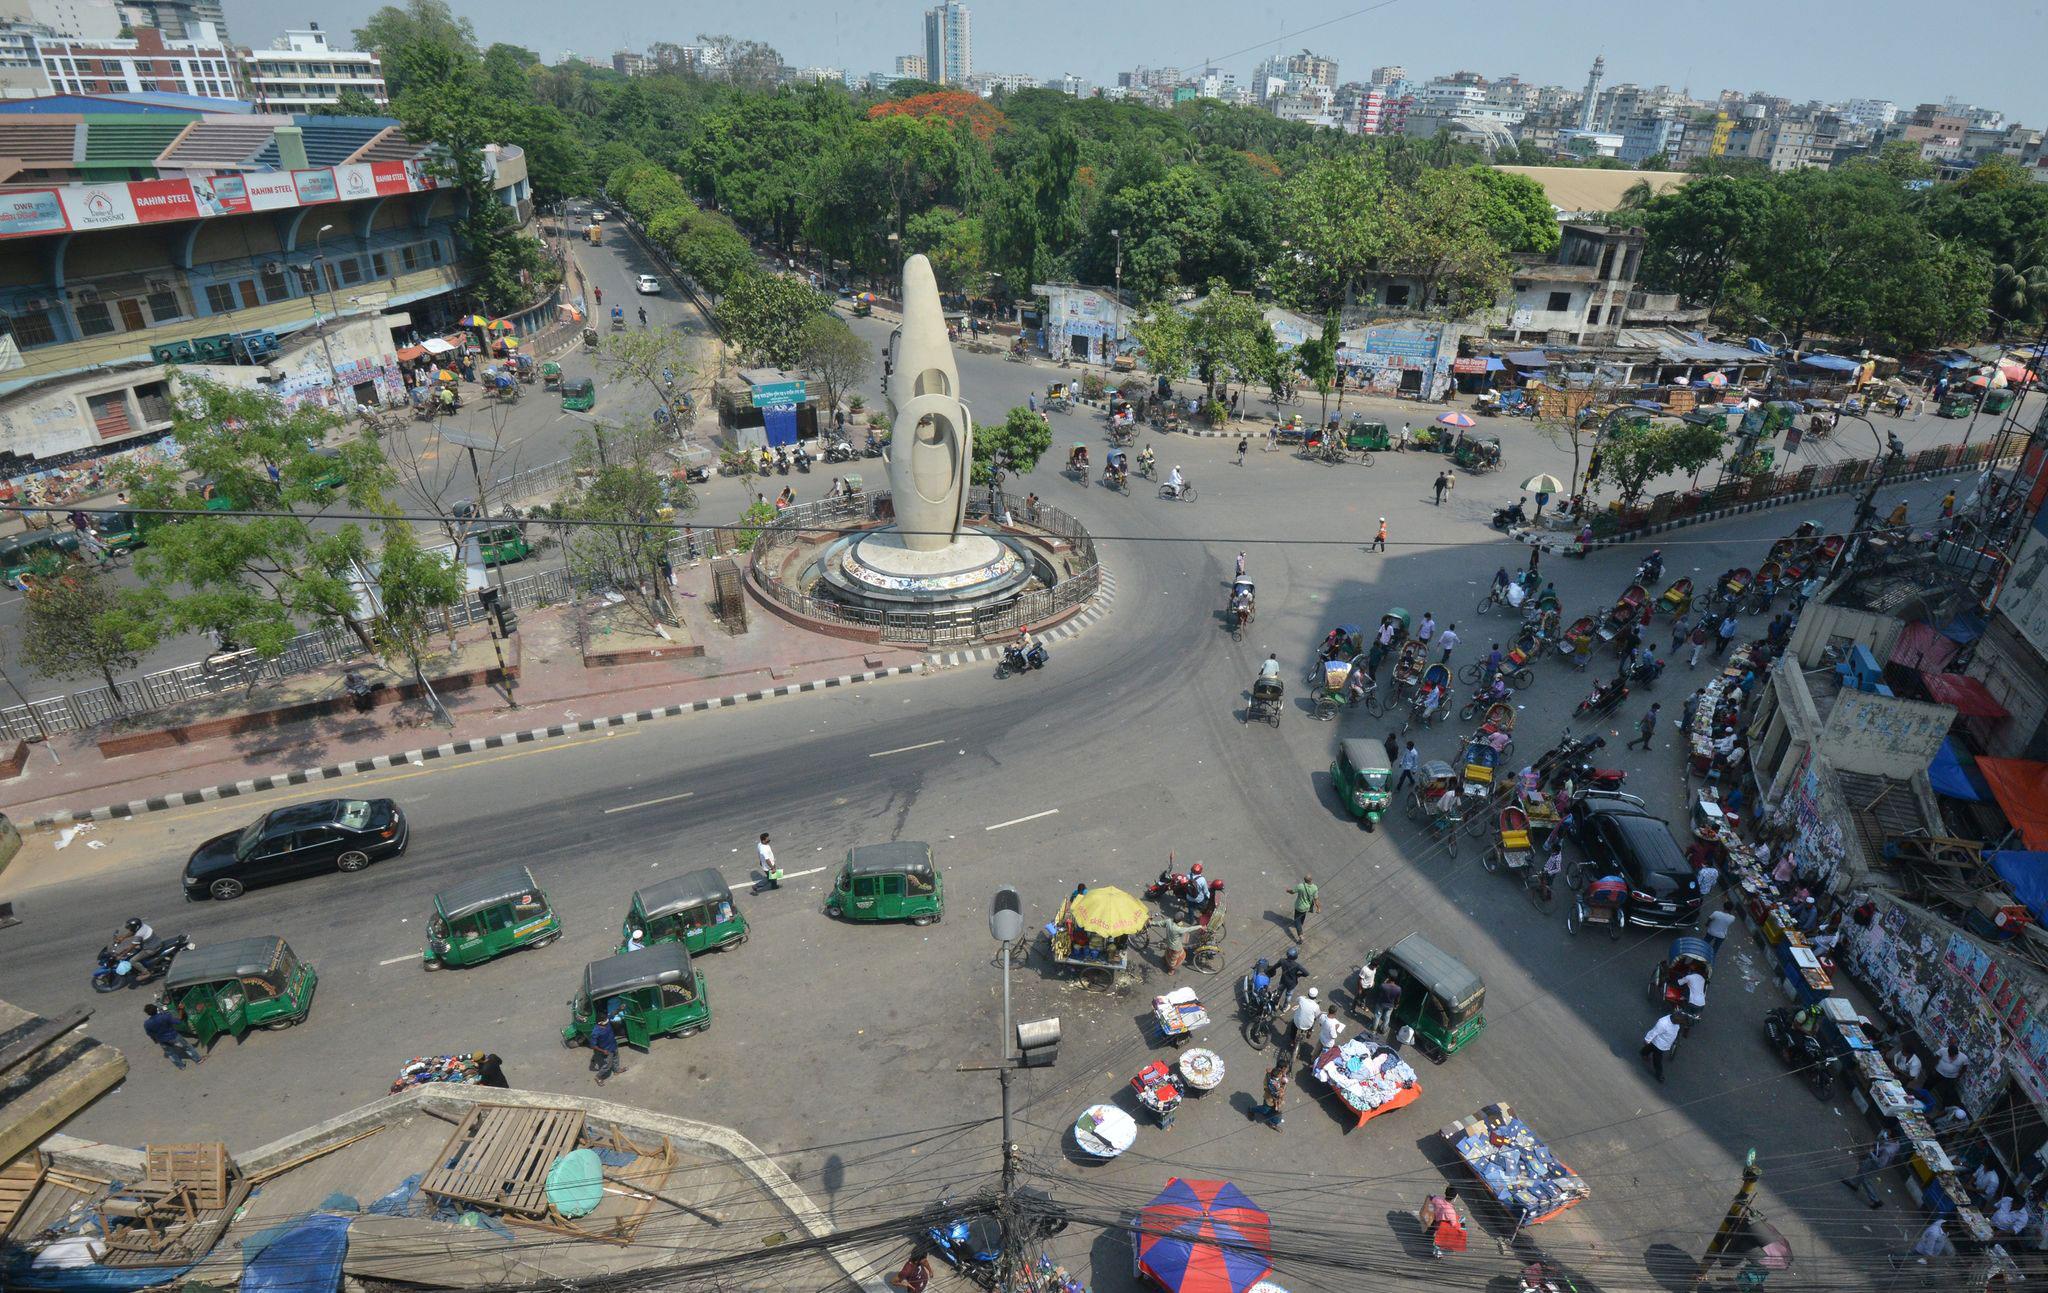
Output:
top-left (1621, 655), bottom-right (1665, 687)
top-left (824, 438), bottom-right (855, 464)
top-left (1237, 959), bottom-right (1286, 1049)
top-left (1763, 1007), bottom-right (1835, 1098)
top-left (793, 446), bottom-right (813, 474)
top-left (1635, 554), bottom-right (1665, 585)
top-left (864, 432), bottom-right (885, 458)
top-left (757, 450), bottom-right (775, 475)
top-left (92, 933), bottom-right (192, 992)
top-left (1491, 501), bottom-right (1527, 530)
top-left (1573, 680), bottom-right (1629, 720)
top-left (774, 448), bottom-right (790, 476)
top-left (997, 641), bottom-right (1048, 678)
top-left (681, 465), bottom-right (711, 485)
top-left (926, 1191), bottom-right (1066, 1290)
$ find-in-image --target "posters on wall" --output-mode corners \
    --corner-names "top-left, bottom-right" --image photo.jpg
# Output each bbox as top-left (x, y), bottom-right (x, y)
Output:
top-left (0, 165), bottom-right (437, 241)
top-left (1844, 898), bottom-right (2008, 1118)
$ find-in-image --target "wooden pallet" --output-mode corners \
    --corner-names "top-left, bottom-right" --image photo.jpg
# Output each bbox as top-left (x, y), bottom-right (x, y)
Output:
top-left (419, 1104), bottom-right (585, 1219)
top-left (97, 1177), bottom-right (252, 1268)
top-left (144, 1143), bottom-right (232, 1210)
top-left (0, 1153), bottom-right (46, 1243)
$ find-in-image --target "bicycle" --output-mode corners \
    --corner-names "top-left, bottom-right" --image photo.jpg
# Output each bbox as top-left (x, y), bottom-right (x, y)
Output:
top-left (1457, 661), bottom-right (1487, 687)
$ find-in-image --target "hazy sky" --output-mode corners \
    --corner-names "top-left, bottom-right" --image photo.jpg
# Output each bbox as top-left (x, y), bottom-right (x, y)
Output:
top-left (225, 0), bottom-right (2047, 123)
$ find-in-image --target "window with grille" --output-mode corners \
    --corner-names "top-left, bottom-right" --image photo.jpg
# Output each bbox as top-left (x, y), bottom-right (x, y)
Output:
top-left (337, 257), bottom-right (364, 286)
top-left (371, 252), bottom-right (389, 278)
top-left (1, 308), bottom-right (56, 347)
top-left (146, 288), bottom-right (183, 322)
top-left (260, 264), bottom-right (290, 302)
top-left (206, 282), bottom-right (237, 313)
top-left (75, 300), bottom-right (114, 336)
top-left (401, 244), bottom-right (420, 271)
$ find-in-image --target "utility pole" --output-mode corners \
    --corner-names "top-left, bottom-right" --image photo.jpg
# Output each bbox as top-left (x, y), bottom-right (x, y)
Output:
top-left (1694, 1148), bottom-right (1762, 1286)
top-left (444, 429), bottom-right (517, 708)
top-left (1110, 228), bottom-right (1124, 369)
top-left (1834, 411), bottom-right (1905, 578)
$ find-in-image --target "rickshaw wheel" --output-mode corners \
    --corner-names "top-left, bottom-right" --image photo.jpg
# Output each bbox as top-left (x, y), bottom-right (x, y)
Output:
top-left (1190, 945), bottom-right (1224, 974)
top-left (1482, 847), bottom-right (1500, 874)
top-left (1565, 904), bottom-right (1581, 935)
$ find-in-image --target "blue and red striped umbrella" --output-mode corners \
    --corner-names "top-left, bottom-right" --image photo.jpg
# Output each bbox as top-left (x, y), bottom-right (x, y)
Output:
top-left (1437, 412), bottom-right (1477, 428)
top-left (1135, 1178), bottom-right (1272, 1293)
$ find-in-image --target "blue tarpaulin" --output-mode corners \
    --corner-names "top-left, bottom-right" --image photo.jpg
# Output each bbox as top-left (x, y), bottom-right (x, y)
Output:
top-left (240, 1214), bottom-right (350, 1293)
top-left (1746, 337), bottom-right (1778, 356)
top-left (1800, 353), bottom-right (1862, 373)
top-left (1484, 357), bottom-right (1504, 371)
top-left (1504, 350), bottom-right (1549, 368)
top-left (1928, 739), bottom-right (1990, 802)
top-left (1936, 354), bottom-right (1975, 368)
top-left (1993, 853), bottom-right (2048, 924)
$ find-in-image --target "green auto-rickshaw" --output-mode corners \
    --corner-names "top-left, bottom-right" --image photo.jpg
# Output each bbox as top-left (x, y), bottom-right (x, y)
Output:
top-left (159, 935), bottom-right (317, 1048)
top-left (1345, 420), bottom-right (1391, 453)
top-left (1369, 932), bottom-right (1485, 1062)
top-left (422, 864), bottom-right (561, 970)
top-left (562, 942), bottom-right (709, 1051)
top-left (621, 867), bottom-right (748, 955)
top-left (0, 531), bottom-right (78, 583)
top-left (1453, 434), bottom-right (1502, 472)
top-left (86, 510), bottom-right (143, 553)
top-left (1332, 738), bottom-right (1393, 831)
top-left (825, 842), bottom-right (943, 925)
top-left (466, 521), bottom-right (532, 566)
top-left (561, 377), bottom-right (597, 412)
top-left (1983, 388), bottom-right (2016, 416)
top-left (541, 360), bottom-right (563, 389)
top-left (1939, 393), bottom-right (1979, 418)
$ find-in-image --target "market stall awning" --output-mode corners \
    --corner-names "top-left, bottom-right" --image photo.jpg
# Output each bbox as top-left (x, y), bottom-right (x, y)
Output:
top-left (1799, 353), bottom-right (1861, 373)
top-left (1935, 353), bottom-right (1974, 369)
top-left (1928, 739), bottom-right (1990, 802)
top-left (1889, 622), bottom-right (1960, 673)
top-left (1920, 671), bottom-right (2009, 719)
top-left (421, 337), bottom-right (457, 355)
top-left (1504, 349), bottom-right (1549, 368)
top-left (395, 345), bottom-right (426, 363)
top-left (1993, 853), bottom-right (2048, 923)
top-left (1979, 758), bottom-right (2048, 850)
top-left (1484, 357), bottom-right (1504, 371)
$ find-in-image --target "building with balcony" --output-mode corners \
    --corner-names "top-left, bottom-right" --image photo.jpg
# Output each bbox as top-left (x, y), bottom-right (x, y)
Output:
top-left (240, 26), bottom-right (385, 113)
top-left (0, 102), bottom-right (529, 475)
top-left (922, 0), bottom-right (969, 87)
top-left (37, 20), bottom-right (237, 99)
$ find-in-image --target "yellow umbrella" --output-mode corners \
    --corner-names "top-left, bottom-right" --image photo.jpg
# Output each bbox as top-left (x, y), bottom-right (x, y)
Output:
top-left (1070, 886), bottom-right (1149, 937)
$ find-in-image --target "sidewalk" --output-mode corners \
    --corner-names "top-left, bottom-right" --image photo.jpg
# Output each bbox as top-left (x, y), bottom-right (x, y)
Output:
top-left (2, 563), bottom-right (925, 829)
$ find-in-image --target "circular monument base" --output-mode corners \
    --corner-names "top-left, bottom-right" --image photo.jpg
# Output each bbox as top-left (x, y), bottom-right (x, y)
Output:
top-left (820, 528), bottom-right (1034, 609)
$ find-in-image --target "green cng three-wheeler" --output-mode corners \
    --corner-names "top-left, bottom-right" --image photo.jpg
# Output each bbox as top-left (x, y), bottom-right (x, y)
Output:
top-left (825, 842), bottom-right (943, 925)
top-left (422, 864), bottom-right (561, 970)
top-left (1332, 738), bottom-right (1393, 831)
top-left (561, 377), bottom-right (597, 413)
top-left (159, 935), bottom-right (317, 1048)
top-left (620, 867), bottom-right (748, 955)
top-left (465, 521), bottom-right (532, 567)
top-left (1368, 932), bottom-right (1485, 1062)
top-left (562, 942), bottom-right (709, 1051)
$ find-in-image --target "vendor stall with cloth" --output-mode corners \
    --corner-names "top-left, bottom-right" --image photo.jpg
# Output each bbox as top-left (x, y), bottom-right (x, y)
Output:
top-left (1313, 1037), bottom-right (1422, 1129)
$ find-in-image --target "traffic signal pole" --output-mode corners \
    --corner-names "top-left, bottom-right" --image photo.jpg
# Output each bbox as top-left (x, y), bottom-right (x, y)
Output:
top-left (1694, 1148), bottom-right (1762, 1286)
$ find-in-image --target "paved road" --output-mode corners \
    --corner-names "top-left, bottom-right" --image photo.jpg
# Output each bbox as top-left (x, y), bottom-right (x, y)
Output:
top-left (0, 351), bottom-right (1972, 1291)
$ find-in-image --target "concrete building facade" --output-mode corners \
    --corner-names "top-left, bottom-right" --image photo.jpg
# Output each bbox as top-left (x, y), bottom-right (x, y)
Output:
top-left (241, 27), bottom-right (385, 112)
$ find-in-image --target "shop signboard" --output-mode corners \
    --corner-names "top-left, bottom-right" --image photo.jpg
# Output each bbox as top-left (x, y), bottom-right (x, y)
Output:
top-left (58, 186), bottom-right (136, 232)
top-left (292, 170), bottom-right (339, 204)
top-left (130, 178), bottom-right (202, 224)
top-left (0, 189), bottom-right (67, 237)
top-left (750, 381), bottom-right (807, 407)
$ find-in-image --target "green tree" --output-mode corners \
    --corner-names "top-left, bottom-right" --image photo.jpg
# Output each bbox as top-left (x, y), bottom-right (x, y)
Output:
top-left (972, 407), bottom-right (1054, 485)
top-left (119, 380), bottom-right (396, 655)
top-left (353, 0), bottom-right (476, 97)
top-left (1991, 249), bottom-right (2048, 332)
top-left (904, 208), bottom-right (987, 292)
top-left (1736, 167), bottom-right (1931, 348)
top-left (1593, 418), bottom-right (1664, 509)
top-left (1662, 418), bottom-right (1730, 488)
top-left (1637, 174), bottom-right (1773, 308)
top-left (720, 272), bottom-right (828, 368)
top-left (1130, 305), bottom-right (1193, 388)
top-left (363, 523), bottom-right (466, 725)
top-left (1275, 152), bottom-right (1389, 311)
top-left (16, 571), bottom-right (159, 701)
top-left (548, 423), bottom-right (687, 631)
top-left (674, 219), bottom-right (757, 309)
top-left (1465, 167), bottom-right (1561, 254)
top-left (1383, 170), bottom-right (1512, 315)
top-left (1296, 312), bottom-right (1340, 427)
top-left (1189, 280), bottom-right (1267, 405)
top-left (798, 314), bottom-right (871, 416)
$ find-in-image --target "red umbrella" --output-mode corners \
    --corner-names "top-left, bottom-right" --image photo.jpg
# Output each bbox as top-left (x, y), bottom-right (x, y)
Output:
top-left (1437, 412), bottom-right (1477, 428)
top-left (1136, 1178), bottom-right (1272, 1293)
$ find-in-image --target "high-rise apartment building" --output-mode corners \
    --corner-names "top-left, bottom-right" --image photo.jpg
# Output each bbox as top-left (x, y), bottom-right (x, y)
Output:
top-left (894, 53), bottom-right (926, 79)
top-left (922, 1), bottom-right (969, 86)
top-left (39, 20), bottom-right (237, 98)
top-left (119, 0), bottom-right (228, 45)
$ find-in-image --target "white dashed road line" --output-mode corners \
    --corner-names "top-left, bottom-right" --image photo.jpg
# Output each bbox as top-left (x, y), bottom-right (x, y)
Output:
top-left (986, 808), bottom-right (1060, 832)
top-left (602, 791), bottom-right (696, 815)
top-left (869, 739), bottom-right (947, 758)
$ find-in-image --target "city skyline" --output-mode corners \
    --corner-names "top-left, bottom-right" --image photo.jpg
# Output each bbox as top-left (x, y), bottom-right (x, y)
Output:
top-left (220, 0), bottom-right (2046, 122)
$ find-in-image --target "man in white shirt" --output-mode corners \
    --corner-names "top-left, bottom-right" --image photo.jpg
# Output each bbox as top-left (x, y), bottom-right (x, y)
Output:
top-left (1641, 1013), bottom-right (1681, 1082)
top-left (1316, 1004), bottom-right (1345, 1052)
top-left (1290, 988), bottom-right (1322, 1054)
top-left (1417, 613), bottom-right (1437, 644)
top-left (1972, 1160), bottom-right (2002, 1201)
top-left (1993, 1195), bottom-right (2031, 1234)
top-left (1437, 624), bottom-right (1460, 662)
top-left (1843, 1129), bottom-right (1899, 1207)
top-left (1695, 861), bottom-right (1720, 899)
top-left (754, 832), bottom-right (781, 893)
top-left (1887, 1044), bottom-right (1924, 1085)
top-left (1889, 1217), bottom-right (1951, 1268)
top-left (1259, 653), bottom-right (1282, 679)
top-left (1703, 898), bottom-right (1737, 955)
top-left (1679, 969), bottom-right (1708, 1011)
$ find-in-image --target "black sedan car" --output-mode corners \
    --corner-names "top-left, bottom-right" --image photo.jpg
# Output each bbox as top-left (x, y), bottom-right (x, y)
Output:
top-left (1565, 791), bottom-right (1700, 929)
top-left (183, 798), bottom-right (407, 901)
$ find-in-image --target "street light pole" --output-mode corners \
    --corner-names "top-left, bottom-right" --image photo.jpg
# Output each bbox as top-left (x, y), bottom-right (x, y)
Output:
top-left (1836, 410), bottom-right (1905, 578)
top-left (1110, 228), bottom-right (1123, 369)
top-left (310, 223), bottom-right (343, 402)
top-left (445, 430), bottom-right (518, 709)
top-left (1692, 1148), bottom-right (1763, 1286)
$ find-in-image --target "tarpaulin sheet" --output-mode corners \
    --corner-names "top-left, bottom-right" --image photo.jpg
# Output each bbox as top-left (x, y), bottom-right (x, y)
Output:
top-left (1920, 671), bottom-right (2009, 719)
top-left (1800, 353), bottom-right (1862, 373)
top-left (1992, 852), bottom-right (2048, 924)
top-left (1928, 739), bottom-right (1989, 802)
top-left (1890, 622), bottom-right (1959, 673)
top-left (1980, 758), bottom-right (2048, 850)
top-left (1504, 350), bottom-right (1549, 368)
top-left (239, 1214), bottom-right (350, 1293)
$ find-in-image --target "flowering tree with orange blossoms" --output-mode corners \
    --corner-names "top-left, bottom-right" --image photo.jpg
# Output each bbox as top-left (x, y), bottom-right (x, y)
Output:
top-left (868, 92), bottom-right (1006, 144)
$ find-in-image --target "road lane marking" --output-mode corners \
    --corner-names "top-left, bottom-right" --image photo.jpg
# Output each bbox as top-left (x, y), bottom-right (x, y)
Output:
top-left (778, 866), bottom-right (827, 881)
top-left (150, 730), bottom-right (641, 826)
top-left (603, 790), bottom-right (695, 814)
top-left (986, 808), bottom-right (1059, 832)
top-left (378, 954), bottom-right (417, 966)
top-left (869, 739), bottom-right (946, 758)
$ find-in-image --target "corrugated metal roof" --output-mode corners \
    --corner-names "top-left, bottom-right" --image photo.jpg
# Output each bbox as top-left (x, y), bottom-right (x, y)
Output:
top-left (81, 115), bottom-right (188, 167)
top-left (0, 118), bottom-right (82, 167)
top-left (250, 116), bottom-right (398, 169)
top-left (349, 127), bottom-right (432, 164)
top-left (157, 119), bottom-right (284, 169)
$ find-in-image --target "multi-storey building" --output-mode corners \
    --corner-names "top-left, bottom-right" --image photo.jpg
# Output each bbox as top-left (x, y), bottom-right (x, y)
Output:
top-left (1057, 73), bottom-right (1085, 96)
top-left (922, 0), bottom-right (969, 87)
top-left (1616, 111), bottom-right (1689, 165)
top-left (611, 50), bottom-right (648, 77)
top-left (1368, 64), bottom-right (1403, 88)
top-left (967, 71), bottom-right (1035, 95)
top-left (0, 99), bottom-right (530, 476)
top-left (241, 27), bottom-right (386, 112)
top-left (1837, 98), bottom-right (1897, 128)
top-left (118, 1), bottom-right (226, 44)
top-left (893, 53), bottom-right (925, 79)
top-left (38, 21), bottom-right (236, 98)
top-left (1726, 111), bottom-right (1839, 171)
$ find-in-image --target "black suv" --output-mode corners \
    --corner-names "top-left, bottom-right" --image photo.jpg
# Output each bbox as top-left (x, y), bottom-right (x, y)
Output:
top-left (1565, 791), bottom-right (1701, 929)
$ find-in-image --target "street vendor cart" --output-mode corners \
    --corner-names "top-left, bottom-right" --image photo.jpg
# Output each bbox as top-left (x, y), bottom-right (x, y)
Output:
top-left (1050, 885), bottom-right (1147, 988)
top-left (1440, 1101), bottom-right (1589, 1237)
top-left (1312, 1037), bottom-right (1422, 1130)
top-left (1151, 985), bottom-right (1212, 1049)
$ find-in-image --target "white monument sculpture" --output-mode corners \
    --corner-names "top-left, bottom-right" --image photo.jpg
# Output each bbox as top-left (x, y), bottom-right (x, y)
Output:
top-left (823, 253), bottom-right (1030, 607)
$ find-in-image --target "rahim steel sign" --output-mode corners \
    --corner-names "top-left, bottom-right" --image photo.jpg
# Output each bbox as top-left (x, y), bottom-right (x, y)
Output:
top-left (0, 165), bottom-right (438, 241)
